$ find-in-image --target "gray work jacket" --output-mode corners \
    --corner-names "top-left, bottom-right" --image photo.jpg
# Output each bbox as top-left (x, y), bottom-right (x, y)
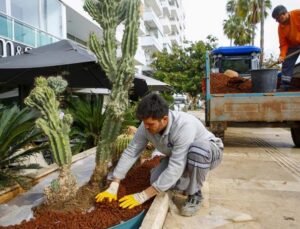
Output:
top-left (113, 110), bottom-right (222, 192)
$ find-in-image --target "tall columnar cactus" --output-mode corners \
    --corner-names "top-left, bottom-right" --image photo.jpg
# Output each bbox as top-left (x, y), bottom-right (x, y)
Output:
top-left (84, 0), bottom-right (141, 184)
top-left (24, 76), bottom-right (77, 204)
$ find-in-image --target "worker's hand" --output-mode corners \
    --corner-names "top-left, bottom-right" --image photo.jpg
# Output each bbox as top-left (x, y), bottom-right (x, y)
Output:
top-left (119, 191), bottom-right (149, 209)
top-left (278, 56), bottom-right (285, 63)
top-left (95, 181), bottom-right (119, 202)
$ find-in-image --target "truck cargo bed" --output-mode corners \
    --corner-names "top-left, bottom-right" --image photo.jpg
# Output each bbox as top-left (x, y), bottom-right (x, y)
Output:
top-left (209, 92), bottom-right (300, 123)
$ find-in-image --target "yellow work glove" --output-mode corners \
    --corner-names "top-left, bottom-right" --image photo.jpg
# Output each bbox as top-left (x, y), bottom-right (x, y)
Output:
top-left (95, 181), bottom-right (119, 202)
top-left (119, 191), bottom-right (149, 209)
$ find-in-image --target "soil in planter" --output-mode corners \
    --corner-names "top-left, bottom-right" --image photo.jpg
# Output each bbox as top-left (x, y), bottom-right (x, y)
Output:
top-left (0, 157), bottom-right (160, 229)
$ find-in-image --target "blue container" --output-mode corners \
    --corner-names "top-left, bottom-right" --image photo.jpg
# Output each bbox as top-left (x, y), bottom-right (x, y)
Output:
top-left (109, 210), bottom-right (146, 229)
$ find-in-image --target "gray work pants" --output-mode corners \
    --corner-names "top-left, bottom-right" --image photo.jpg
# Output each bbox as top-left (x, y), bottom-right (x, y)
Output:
top-left (282, 46), bottom-right (300, 78)
top-left (150, 139), bottom-right (223, 195)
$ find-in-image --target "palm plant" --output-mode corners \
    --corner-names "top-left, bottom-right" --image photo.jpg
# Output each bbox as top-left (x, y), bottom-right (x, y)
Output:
top-left (223, 15), bottom-right (241, 46)
top-left (225, 0), bottom-right (272, 61)
top-left (67, 94), bottom-right (106, 153)
top-left (223, 15), bottom-right (252, 45)
top-left (84, 0), bottom-right (141, 185)
top-left (0, 105), bottom-right (46, 190)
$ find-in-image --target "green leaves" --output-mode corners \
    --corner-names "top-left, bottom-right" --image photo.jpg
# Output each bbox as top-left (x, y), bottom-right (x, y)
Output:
top-left (152, 39), bottom-right (217, 98)
top-left (224, 0), bottom-right (272, 45)
top-left (223, 15), bottom-right (252, 45)
top-left (0, 105), bottom-right (45, 190)
top-left (67, 94), bottom-right (106, 152)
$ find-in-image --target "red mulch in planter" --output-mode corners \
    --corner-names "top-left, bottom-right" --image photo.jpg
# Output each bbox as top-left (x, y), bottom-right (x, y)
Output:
top-left (210, 73), bottom-right (252, 94)
top-left (0, 157), bottom-right (160, 229)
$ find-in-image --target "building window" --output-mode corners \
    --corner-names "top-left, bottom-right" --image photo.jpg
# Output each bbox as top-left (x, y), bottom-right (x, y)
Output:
top-left (0, 0), bottom-right (6, 13)
top-left (14, 21), bottom-right (36, 46)
top-left (0, 14), bottom-right (13, 39)
top-left (11, 0), bottom-right (39, 28)
top-left (41, 0), bottom-right (63, 38)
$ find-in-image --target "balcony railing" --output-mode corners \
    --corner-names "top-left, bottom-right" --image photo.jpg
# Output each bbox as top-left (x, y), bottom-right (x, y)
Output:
top-left (143, 10), bottom-right (163, 34)
top-left (141, 35), bottom-right (163, 52)
top-left (161, 17), bottom-right (171, 34)
top-left (161, 0), bottom-right (171, 17)
top-left (144, 0), bottom-right (163, 17)
top-left (0, 12), bottom-right (59, 48)
top-left (170, 19), bottom-right (180, 34)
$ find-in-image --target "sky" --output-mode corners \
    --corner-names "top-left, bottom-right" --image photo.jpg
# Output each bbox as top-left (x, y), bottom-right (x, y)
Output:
top-left (182, 0), bottom-right (299, 59)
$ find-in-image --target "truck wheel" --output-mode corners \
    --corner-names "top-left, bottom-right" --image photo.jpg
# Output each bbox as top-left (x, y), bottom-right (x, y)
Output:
top-left (213, 131), bottom-right (225, 141)
top-left (210, 122), bottom-right (226, 141)
top-left (291, 128), bottom-right (300, 147)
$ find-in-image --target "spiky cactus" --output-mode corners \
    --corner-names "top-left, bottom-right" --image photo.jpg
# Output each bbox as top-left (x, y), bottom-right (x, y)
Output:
top-left (24, 76), bottom-right (77, 204)
top-left (84, 0), bottom-right (141, 185)
top-left (111, 127), bottom-right (136, 166)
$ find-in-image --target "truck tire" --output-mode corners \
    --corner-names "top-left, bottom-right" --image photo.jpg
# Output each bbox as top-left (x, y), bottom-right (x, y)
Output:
top-left (210, 122), bottom-right (226, 141)
top-left (291, 128), bottom-right (300, 147)
top-left (213, 130), bottom-right (225, 141)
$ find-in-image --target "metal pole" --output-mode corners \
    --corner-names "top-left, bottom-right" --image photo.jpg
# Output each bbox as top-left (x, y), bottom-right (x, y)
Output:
top-left (260, 0), bottom-right (265, 66)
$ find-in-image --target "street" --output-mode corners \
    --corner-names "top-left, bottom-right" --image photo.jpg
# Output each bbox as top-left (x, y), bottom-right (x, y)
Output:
top-left (163, 111), bottom-right (300, 228)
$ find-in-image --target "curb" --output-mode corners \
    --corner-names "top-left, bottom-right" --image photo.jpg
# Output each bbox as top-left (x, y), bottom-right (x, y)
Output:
top-left (0, 147), bottom-right (96, 204)
top-left (140, 192), bottom-right (169, 229)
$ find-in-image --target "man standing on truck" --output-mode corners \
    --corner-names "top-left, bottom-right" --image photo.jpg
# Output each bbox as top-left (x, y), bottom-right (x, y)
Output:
top-left (272, 5), bottom-right (300, 91)
top-left (95, 93), bottom-right (223, 217)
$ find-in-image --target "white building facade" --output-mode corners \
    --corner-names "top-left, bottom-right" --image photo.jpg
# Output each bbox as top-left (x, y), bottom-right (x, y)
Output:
top-left (0, 0), bottom-right (185, 75)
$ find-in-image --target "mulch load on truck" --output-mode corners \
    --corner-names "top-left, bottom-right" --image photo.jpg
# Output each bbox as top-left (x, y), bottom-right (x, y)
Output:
top-left (209, 73), bottom-right (300, 94)
top-left (210, 73), bottom-right (252, 94)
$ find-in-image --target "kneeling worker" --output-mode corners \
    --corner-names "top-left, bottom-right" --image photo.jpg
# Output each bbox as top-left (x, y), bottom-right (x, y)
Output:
top-left (95, 93), bottom-right (223, 217)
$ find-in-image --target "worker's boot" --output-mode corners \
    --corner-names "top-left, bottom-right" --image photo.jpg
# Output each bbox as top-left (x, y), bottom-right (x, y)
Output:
top-left (180, 190), bottom-right (203, 217)
top-left (278, 75), bottom-right (292, 92)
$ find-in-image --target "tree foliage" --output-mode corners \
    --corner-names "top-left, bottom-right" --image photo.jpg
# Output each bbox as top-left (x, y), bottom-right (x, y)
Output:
top-left (66, 94), bottom-right (106, 153)
top-left (223, 15), bottom-right (252, 45)
top-left (224, 0), bottom-right (272, 46)
top-left (152, 36), bottom-right (218, 99)
top-left (0, 105), bottom-right (46, 190)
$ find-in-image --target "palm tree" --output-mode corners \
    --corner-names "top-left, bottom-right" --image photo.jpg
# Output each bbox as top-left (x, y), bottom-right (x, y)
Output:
top-left (223, 15), bottom-right (239, 46)
top-left (223, 15), bottom-right (252, 45)
top-left (226, 0), bottom-right (272, 62)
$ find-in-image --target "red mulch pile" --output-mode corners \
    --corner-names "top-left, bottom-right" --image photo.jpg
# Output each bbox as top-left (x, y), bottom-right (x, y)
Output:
top-left (0, 157), bottom-right (160, 229)
top-left (209, 73), bottom-right (300, 94)
top-left (210, 73), bottom-right (252, 94)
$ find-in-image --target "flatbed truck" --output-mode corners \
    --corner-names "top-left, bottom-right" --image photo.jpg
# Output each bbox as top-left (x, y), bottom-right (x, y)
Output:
top-left (204, 46), bottom-right (300, 146)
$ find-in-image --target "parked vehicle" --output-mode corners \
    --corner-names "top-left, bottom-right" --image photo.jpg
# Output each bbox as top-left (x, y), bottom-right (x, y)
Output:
top-left (210, 46), bottom-right (260, 77)
top-left (173, 94), bottom-right (189, 111)
top-left (204, 46), bottom-right (300, 147)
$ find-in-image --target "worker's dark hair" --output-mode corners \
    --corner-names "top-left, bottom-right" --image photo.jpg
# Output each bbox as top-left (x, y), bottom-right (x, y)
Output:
top-left (136, 93), bottom-right (169, 120)
top-left (272, 5), bottom-right (287, 19)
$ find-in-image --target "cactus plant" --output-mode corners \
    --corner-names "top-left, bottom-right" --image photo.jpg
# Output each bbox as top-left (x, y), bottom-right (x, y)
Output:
top-left (24, 76), bottom-right (77, 204)
top-left (111, 130), bottom-right (135, 166)
top-left (84, 0), bottom-right (141, 184)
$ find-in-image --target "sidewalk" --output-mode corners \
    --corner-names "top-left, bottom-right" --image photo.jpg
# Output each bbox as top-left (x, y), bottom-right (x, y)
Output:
top-left (163, 112), bottom-right (300, 228)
